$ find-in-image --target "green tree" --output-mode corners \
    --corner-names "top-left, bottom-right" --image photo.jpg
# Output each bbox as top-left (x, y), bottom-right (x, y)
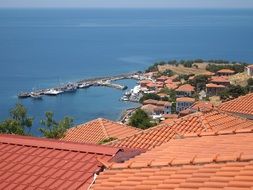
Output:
top-left (0, 103), bottom-right (33, 135)
top-left (247, 78), bottom-right (253, 86)
top-left (190, 75), bottom-right (209, 91)
top-left (139, 93), bottom-right (161, 104)
top-left (129, 109), bottom-right (154, 129)
top-left (39, 112), bottom-right (73, 139)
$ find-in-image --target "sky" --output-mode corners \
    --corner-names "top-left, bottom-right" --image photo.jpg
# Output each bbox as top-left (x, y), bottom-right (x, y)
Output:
top-left (0, 0), bottom-right (253, 9)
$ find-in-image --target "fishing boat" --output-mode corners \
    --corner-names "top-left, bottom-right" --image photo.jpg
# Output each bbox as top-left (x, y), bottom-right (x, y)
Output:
top-left (30, 92), bottom-right (43, 100)
top-left (44, 89), bottom-right (63, 96)
top-left (18, 92), bottom-right (30, 99)
top-left (64, 83), bottom-right (78, 93)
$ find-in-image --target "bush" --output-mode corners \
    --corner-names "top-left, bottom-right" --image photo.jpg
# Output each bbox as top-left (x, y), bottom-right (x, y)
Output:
top-left (139, 93), bottom-right (161, 103)
top-left (129, 109), bottom-right (154, 129)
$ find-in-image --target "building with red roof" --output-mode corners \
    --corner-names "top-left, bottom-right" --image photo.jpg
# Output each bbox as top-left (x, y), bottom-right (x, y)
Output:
top-left (206, 83), bottom-right (226, 96)
top-left (176, 97), bottom-right (195, 112)
top-left (175, 84), bottom-right (195, 97)
top-left (210, 76), bottom-right (230, 86)
top-left (217, 68), bottom-right (235, 76)
top-left (0, 134), bottom-right (140, 190)
top-left (220, 93), bottom-right (253, 119)
top-left (91, 130), bottom-right (253, 190)
top-left (61, 118), bottom-right (140, 144)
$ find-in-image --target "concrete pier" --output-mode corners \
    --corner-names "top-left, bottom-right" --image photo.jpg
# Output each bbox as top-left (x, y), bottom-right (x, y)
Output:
top-left (18, 72), bottom-right (140, 99)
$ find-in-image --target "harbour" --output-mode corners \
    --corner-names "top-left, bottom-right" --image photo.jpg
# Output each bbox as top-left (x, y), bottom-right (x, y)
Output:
top-left (18, 72), bottom-right (141, 99)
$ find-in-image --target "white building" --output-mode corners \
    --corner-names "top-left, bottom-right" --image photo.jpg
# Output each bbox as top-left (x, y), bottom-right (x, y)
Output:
top-left (246, 65), bottom-right (253, 76)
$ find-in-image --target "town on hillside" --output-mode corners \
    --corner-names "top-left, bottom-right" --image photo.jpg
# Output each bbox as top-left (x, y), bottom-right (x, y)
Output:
top-left (120, 60), bottom-right (253, 126)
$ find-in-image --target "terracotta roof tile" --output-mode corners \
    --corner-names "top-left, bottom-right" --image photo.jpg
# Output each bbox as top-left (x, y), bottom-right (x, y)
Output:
top-left (61, 118), bottom-right (140, 144)
top-left (175, 84), bottom-right (195, 92)
top-left (217, 69), bottom-right (235, 73)
top-left (206, 83), bottom-right (226, 88)
top-left (91, 132), bottom-right (253, 190)
top-left (108, 110), bottom-right (253, 151)
top-left (0, 134), bottom-right (140, 190)
top-left (210, 76), bottom-right (230, 83)
top-left (219, 93), bottom-right (253, 117)
top-left (176, 97), bottom-right (195, 102)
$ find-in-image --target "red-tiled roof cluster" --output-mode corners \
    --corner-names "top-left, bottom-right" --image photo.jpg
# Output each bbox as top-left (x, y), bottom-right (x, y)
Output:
top-left (220, 93), bottom-right (253, 117)
top-left (91, 131), bottom-right (253, 190)
top-left (176, 84), bottom-right (195, 92)
top-left (108, 110), bottom-right (253, 151)
top-left (61, 118), bottom-right (140, 144)
top-left (0, 134), bottom-right (134, 190)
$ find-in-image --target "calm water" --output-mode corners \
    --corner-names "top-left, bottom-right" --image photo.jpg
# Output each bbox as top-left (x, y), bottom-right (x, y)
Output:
top-left (0, 8), bottom-right (253, 135)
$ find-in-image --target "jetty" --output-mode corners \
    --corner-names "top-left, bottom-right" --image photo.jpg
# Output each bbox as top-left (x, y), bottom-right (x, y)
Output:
top-left (18, 72), bottom-right (141, 99)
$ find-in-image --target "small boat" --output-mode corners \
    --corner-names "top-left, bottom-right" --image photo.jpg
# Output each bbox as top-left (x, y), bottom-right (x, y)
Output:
top-left (78, 83), bottom-right (91, 89)
top-left (30, 92), bottom-right (43, 100)
top-left (44, 89), bottom-right (63, 96)
top-left (120, 95), bottom-right (129, 101)
top-left (18, 92), bottom-right (30, 99)
top-left (64, 83), bottom-right (78, 93)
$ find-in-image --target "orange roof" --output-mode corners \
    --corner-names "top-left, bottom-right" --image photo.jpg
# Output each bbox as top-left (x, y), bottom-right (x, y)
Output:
top-left (165, 83), bottom-right (178, 90)
top-left (61, 118), bottom-right (140, 144)
top-left (220, 93), bottom-right (253, 116)
top-left (206, 83), bottom-right (226, 88)
top-left (247, 64), bottom-right (253, 68)
top-left (0, 134), bottom-right (135, 190)
top-left (91, 131), bottom-right (253, 190)
top-left (176, 97), bottom-right (195, 102)
top-left (191, 101), bottom-right (214, 112)
top-left (176, 84), bottom-right (195, 92)
top-left (210, 76), bottom-right (230, 83)
top-left (143, 99), bottom-right (159, 105)
top-left (217, 68), bottom-right (235, 73)
top-left (108, 110), bottom-right (253, 151)
top-left (141, 104), bottom-right (157, 114)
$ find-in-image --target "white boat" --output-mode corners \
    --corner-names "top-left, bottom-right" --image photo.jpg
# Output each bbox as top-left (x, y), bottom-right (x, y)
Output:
top-left (44, 89), bottom-right (63, 96)
top-left (30, 92), bottom-right (43, 100)
top-left (79, 83), bottom-right (91, 88)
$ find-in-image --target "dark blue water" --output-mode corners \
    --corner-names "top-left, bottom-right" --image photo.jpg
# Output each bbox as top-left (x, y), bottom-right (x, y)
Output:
top-left (0, 8), bottom-right (253, 135)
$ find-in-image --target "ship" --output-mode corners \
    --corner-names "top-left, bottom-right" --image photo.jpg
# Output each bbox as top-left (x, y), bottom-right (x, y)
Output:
top-left (44, 89), bottom-right (63, 96)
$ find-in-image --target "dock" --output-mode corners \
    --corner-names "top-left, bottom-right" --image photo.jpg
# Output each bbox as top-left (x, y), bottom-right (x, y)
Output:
top-left (18, 72), bottom-right (141, 99)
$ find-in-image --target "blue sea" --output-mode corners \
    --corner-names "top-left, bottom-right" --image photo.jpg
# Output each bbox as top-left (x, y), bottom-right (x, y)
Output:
top-left (0, 8), bottom-right (253, 135)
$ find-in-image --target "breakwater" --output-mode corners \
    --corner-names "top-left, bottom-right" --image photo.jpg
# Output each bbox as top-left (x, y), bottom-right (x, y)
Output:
top-left (18, 72), bottom-right (141, 99)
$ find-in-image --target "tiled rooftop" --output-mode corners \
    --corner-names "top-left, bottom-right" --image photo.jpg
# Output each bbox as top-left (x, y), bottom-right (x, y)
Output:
top-left (176, 97), bottom-right (195, 102)
top-left (91, 132), bottom-right (253, 190)
top-left (108, 110), bottom-right (253, 151)
top-left (217, 69), bottom-right (235, 73)
top-left (0, 134), bottom-right (137, 190)
top-left (210, 76), bottom-right (230, 83)
top-left (61, 118), bottom-right (140, 144)
top-left (206, 83), bottom-right (226, 88)
top-left (175, 84), bottom-right (195, 92)
top-left (219, 93), bottom-right (253, 117)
